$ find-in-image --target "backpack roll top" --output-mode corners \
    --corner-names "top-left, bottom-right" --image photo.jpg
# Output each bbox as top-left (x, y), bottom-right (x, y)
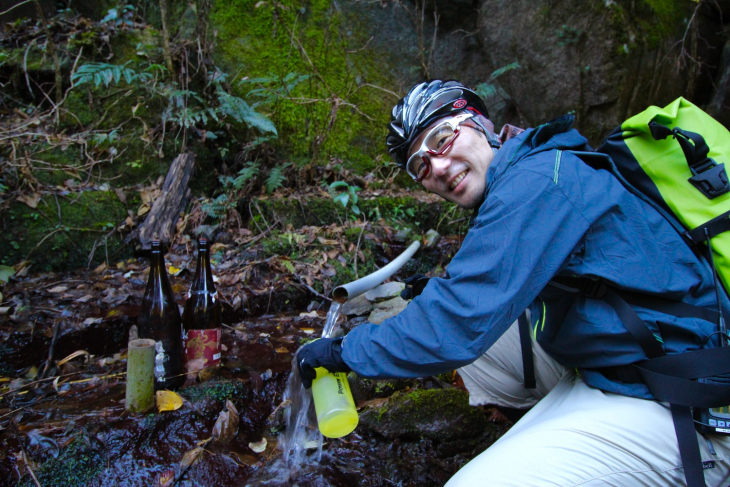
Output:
top-left (597, 97), bottom-right (730, 295)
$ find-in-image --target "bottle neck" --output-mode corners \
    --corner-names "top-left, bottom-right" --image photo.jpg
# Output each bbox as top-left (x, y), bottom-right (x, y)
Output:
top-left (190, 244), bottom-right (216, 294)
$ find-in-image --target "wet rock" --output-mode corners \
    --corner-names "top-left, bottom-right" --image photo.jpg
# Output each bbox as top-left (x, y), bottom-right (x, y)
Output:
top-left (363, 282), bottom-right (405, 302)
top-left (368, 296), bottom-right (408, 324)
top-left (341, 316), bottom-right (369, 334)
top-left (424, 229), bottom-right (441, 248)
top-left (340, 293), bottom-right (373, 316)
top-left (359, 388), bottom-right (494, 442)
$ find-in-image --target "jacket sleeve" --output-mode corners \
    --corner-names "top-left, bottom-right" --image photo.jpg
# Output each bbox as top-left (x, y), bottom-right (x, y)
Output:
top-left (341, 154), bottom-right (595, 378)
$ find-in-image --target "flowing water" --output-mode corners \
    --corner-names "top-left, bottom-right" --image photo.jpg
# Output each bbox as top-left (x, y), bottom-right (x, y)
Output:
top-left (273, 302), bottom-right (343, 478)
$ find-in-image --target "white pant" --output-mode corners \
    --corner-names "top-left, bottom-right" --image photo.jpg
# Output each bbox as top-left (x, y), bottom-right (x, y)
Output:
top-left (451, 320), bottom-right (730, 486)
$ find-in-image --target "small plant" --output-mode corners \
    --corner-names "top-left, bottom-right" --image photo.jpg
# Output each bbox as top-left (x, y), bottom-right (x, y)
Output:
top-left (92, 129), bottom-right (120, 146)
top-left (71, 62), bottom-right (152, 88)
top-left (102, 5), bottom-right (135, 27)
top-left (327, 181), bottom-right (361, 217)
top-left (475, 62), bottom-right (521, 100)
top-left (265, 163), bottom-right (291, 193)
top-left (555, 25), bottom-right (584, 46)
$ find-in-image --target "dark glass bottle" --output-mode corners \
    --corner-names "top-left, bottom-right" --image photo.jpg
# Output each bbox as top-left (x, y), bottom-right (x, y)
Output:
top-left (182, 238), bottom-right (222, 372)
top-left (137, 240), bottom-right (184, 390)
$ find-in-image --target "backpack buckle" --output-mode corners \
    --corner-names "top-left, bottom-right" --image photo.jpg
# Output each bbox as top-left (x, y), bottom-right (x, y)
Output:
top-left (688, 162), bottom-right (730, 199)
top-left (580, 279), bottom-right (607, 299)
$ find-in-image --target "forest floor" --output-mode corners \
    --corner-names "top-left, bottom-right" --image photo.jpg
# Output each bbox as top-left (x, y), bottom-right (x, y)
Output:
top-left (0, 209), bottom-right (513, 486)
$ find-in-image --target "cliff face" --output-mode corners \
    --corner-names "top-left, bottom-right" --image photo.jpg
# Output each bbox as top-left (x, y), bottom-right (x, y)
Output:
top-left (333, 0), bottom-right (728, 144)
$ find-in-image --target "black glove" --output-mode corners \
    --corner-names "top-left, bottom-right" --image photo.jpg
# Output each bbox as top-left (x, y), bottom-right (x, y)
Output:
top-left (400, 274), bottom-right (430, 300)
top-left (296, 337), bottom-right (350, 389)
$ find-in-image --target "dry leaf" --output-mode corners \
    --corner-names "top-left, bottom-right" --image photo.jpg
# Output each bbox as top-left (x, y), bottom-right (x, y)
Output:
top-left (48, 286), bottom-right (68, 293)
top-left (211, 399), bottom-right (239, 445)
top-left (93, 262), bottom-right (107, 274)
top-left (17, 193), bottom-right (41, 209)
top-left (168, 265), bottom-right (183, 276)
top-left (158, 469), bottom-right (175, 486)
top-left (274, 347), bottom-right (289, 354)
top-left (179, 446), bottom-right (205, 469)
top-left (299, 311), bottom-right (318, 318)
top-left (317, 237), bottom-right (338, 245)
top-left (249, 437), bottom-right (267, 453)
top-left (299, 328), bottom-right (315, 335)
top-left (156, 390), bottom-right (183, 412)
top-left (137, 203), bottom-right (150, 217)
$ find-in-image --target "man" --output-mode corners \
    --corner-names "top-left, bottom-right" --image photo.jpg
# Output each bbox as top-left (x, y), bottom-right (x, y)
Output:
top-left (297, 80), bottom-right (730, 485)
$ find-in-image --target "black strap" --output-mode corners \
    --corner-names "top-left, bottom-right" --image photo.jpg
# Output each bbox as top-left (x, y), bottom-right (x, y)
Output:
top-left (671, 404), bottom-right (706, 487)
top-left (649, 121), bottom-right (730, 199)
top-left (518, 311), bottom-right (536, 389)
top-left (685, 209), bottom-right (730, 244)
top-left (601, 288), bottom-right (666, 359)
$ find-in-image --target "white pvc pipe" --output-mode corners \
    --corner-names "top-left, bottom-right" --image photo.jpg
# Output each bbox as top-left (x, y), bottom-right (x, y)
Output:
top-left (332, 240), bottom-right (421, 303)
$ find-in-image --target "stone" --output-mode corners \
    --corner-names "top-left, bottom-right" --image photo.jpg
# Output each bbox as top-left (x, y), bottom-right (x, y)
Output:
top-left (367, 297), bottom-right (408, 324)
top-left (340, 293), bottom-right (374, 316)
top-left (359, 388), bottom-right (494, 442)
top-left (424, 229), bottom-right (441, 248)
top-left (364, 282), bottom-right (405, 302)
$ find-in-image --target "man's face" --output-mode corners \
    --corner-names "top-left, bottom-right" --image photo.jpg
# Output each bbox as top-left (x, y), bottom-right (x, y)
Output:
top-left (408, 119), bottom-right (495, 209)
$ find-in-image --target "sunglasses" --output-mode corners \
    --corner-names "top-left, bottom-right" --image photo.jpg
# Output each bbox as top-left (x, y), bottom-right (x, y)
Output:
top-left (406, 112), bottom-right (475, 182)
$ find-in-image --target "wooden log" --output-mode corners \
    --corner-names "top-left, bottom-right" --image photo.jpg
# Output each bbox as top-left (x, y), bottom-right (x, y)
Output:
top-left (126, 338), bottom-right (156, 413)
top-left (126, 153), bottom-right (195, 250)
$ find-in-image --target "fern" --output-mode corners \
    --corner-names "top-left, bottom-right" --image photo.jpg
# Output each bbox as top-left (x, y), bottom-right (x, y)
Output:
top-left (265, 163), bottom-right (290, 193)
top-left (72, 62), bottom-right (151, 88)
top-left (233, 161), bottom-right (260, 190)
top-left (216, 90), bottom-right (277, 135)
top-left (201, 194), bottom-right (230, 220)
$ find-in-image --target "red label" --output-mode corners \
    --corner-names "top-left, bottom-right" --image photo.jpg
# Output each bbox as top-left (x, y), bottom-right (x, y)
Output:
top-left (453, 99), bottom-right (467, 109)
top-left (184, 328), bottom-right (221, 371)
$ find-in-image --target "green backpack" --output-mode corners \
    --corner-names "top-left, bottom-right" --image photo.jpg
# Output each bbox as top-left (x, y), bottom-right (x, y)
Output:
top-left (572, 98), bottom-right (730, 487)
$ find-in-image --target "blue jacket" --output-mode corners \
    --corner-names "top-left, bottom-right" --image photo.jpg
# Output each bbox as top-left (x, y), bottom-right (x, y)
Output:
top-left (341, 117), bottom-right (729, 400)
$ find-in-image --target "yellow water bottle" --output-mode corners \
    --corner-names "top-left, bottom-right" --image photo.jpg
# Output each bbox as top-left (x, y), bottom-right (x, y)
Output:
top-left (311, 367), bottom-right (359, 438)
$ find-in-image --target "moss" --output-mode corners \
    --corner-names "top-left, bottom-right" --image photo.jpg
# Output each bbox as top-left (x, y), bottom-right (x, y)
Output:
top-left (181, 378), bottom-right (246, 404)
top-left (0, 190), bottom-right (130, 271)
top-left (209, 0), bottom-right (395, 170)
top-left (19, 436), bottom-right (104, 487)
top-left (359, 388), bottom-right (490, 442)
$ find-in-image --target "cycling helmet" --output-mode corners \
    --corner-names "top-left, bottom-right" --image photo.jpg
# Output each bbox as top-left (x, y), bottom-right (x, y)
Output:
top-left (387, 80), bottom-right (489, 168)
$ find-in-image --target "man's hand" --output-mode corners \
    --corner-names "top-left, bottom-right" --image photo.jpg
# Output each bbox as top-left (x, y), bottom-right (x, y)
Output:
top-left (296, 337), bottom-right (350, 388)
top-left (401, 274), bottom-right (430, 300)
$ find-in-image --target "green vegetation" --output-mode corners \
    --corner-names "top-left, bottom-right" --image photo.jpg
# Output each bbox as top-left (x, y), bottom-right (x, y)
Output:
top-left (19, 436), bottom-right (104, 487)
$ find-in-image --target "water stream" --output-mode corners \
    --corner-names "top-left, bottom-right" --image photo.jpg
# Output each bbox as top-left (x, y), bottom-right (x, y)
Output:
top-left (276, 302), bottom-right (343, 475)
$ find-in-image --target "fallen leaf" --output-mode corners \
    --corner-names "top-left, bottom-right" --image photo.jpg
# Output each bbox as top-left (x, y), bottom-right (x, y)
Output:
top-left (249, 437), bottom-right (267, 453)
top-left (48, 286), bottom-right (68, 293)
top-left (158, 469), bottom-right (175, 486)
top-left (358, 397), bottom-right (390, 410)
top-left (114, 188), bottom-right (127, 205)
top-left (93, 262), bottom-right (107, 274)
top-left (274, 347), bottom-right (289, 354)
top-left (299, 328), bottom-right (315, 335)
top-left (57, 350), bottom-right (89, 366)
top-left (179, 446), bottom-right (205, 469)
top-left (211, 400), bottom-right (239, 445)
top-left (82, 317), bottom-right (102, 325)
top-left (17, 193), bottom-right (41, 208)
top-left (137, 203), bottom-right (150, 217)
top-left (156, 390), bottom-right (183, 412)
top-left (299, 311), bottom-right (318, 318)
top-left (168, 265), bottom-right (183, 276)
top-left (0, 265), bottom-right (15, 284)
top-left (317, 237), bottom-right (338, 245)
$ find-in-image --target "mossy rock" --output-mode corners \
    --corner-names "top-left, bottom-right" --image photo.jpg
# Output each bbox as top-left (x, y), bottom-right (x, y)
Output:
top-left (18, 435), bottom-right (104, 487)
top-left (0, 190), bottom-right (130, 271)
top-left (359, 388), bottom-right (492, 442)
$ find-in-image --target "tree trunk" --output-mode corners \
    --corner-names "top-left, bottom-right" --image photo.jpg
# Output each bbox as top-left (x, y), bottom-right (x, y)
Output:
top-left (126, 153), bottom-right (195, 250)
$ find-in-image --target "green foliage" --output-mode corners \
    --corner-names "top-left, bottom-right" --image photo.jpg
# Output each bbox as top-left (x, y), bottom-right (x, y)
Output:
top-left (555, 25), bottom-right (584, 46)
top-left (102, 5), bottom-right (136, 26)
top-left (233, 161), bottom-right (261, 189)
top-left (0, 265), bottom-right (15, 283)
top-left (201, 194), bottom-right (231, 220)
top-left (211, 0), bottom-right (395, 168)
top-left (265, 163), bottom-right (291, 193)
top-left (326, 181), bottom-right (361, 216)
top-left (475, 62), bottom-right (521, 100)
top-left (71, 62), bottom-right (152, 88)
top-left (217, 89), bottom-right (277, 135)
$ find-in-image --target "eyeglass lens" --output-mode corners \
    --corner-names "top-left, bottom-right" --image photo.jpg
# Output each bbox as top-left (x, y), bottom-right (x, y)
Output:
top-left (407, 122), bottom-right (458, 180)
